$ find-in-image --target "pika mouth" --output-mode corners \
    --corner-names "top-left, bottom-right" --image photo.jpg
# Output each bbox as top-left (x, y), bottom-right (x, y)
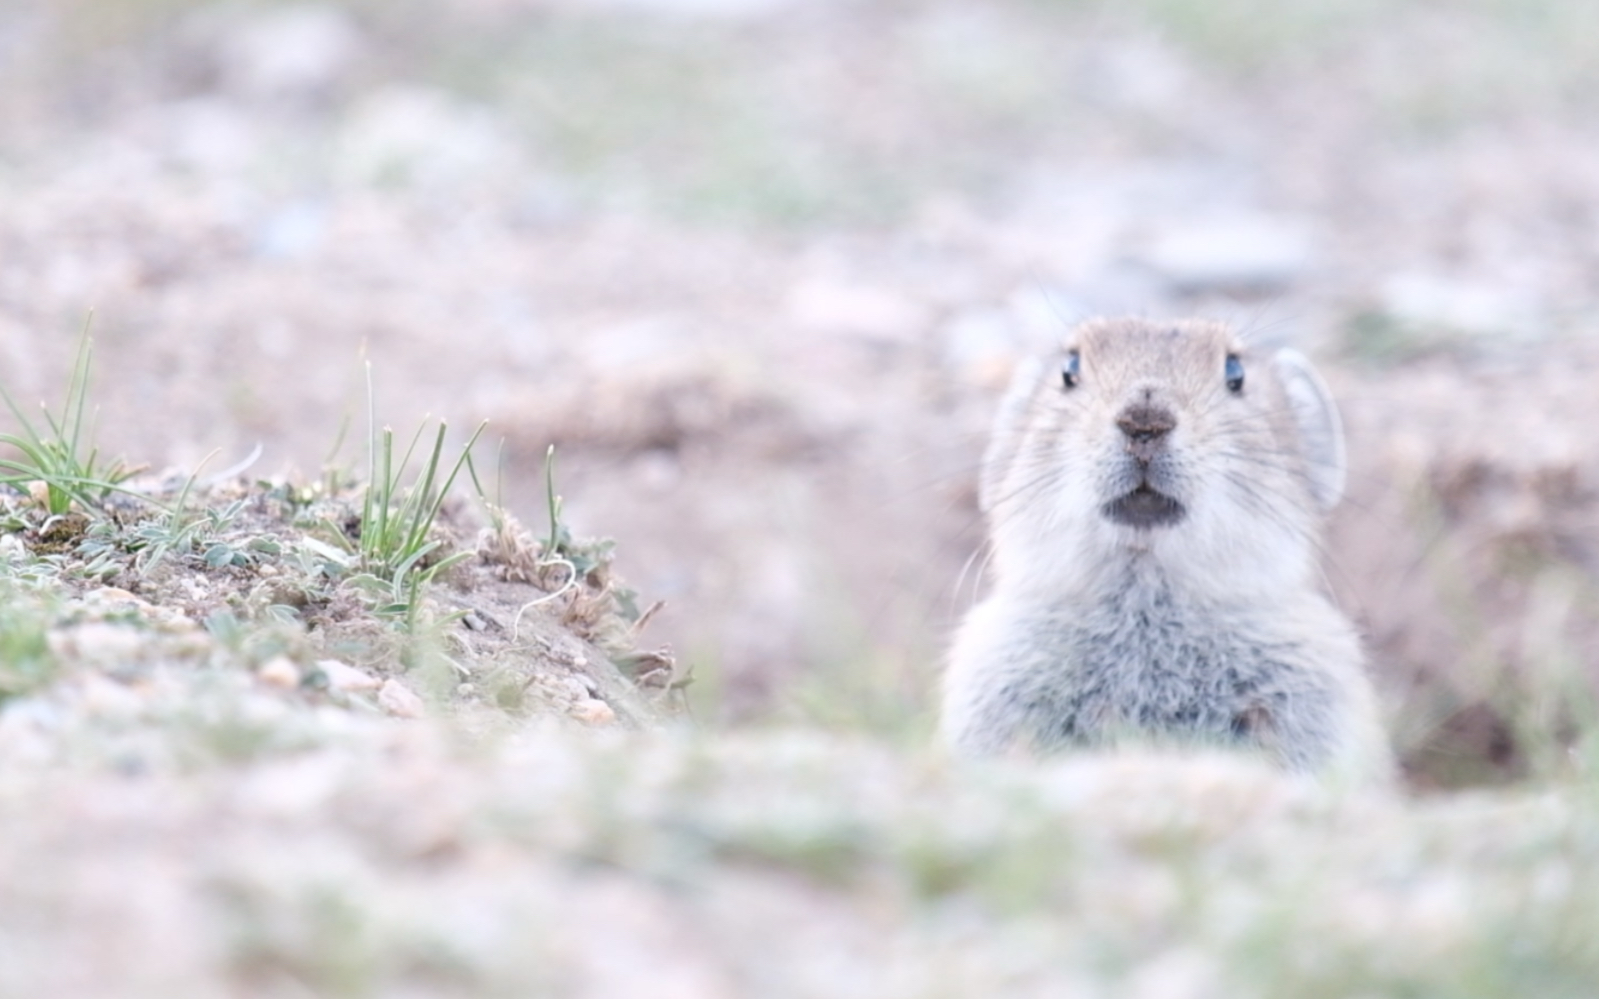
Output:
top-left (1102, 484), bottom-right (1186, 529)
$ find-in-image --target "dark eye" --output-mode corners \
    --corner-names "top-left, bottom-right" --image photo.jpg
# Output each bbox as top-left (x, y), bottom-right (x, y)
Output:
top-left (1225, 354), bottom-right (1245, 393)
top-left (1061, 350), bottom-right (1081, 390)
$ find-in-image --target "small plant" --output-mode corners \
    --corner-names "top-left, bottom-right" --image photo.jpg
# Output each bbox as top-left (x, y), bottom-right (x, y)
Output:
top-left (127, 456), bottom-right (243, 573)
top-left (337, 364), bottom-right (485, 629)
top-left (0, 319), bottom-right (136, 515)
top-left (358, 419), bottom-right (483, 579)
top-left (534, 443), bottom-right (624, 586)
top-left (466, 440), bottom-right (546, 584)
top-left (320, 409), bottom-right (355, 498)
top-left (470, 444), bottom-right (608, 622)
top-left (538, 444), bottom-right (582, 584)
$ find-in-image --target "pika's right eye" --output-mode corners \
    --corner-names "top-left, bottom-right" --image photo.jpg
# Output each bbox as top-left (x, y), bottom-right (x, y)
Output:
top-left (1061, 351), bottom-right (1081, 390)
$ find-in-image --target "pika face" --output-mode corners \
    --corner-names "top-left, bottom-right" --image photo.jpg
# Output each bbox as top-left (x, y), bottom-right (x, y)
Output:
top-left (979, 318), bottom-right (1346, 598)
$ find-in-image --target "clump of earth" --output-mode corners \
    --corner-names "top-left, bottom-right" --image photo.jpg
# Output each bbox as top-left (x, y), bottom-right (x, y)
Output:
top-left (0, 466), bottom-right (684, 756)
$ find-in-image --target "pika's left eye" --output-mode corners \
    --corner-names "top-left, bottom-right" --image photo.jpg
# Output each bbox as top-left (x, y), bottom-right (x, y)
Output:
top-left (1061, 350), bottom-right (1081, 391)
top-left (1224, 355), bottom-right (1245, 393)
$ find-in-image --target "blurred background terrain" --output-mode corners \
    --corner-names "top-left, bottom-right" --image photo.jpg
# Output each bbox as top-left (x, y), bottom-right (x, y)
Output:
top-left (5, 0), bottom-right (1599, 787)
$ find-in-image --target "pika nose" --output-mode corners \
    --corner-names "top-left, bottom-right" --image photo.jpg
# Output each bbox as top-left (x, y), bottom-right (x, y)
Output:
top-left (1116, 404), bottom-right (1176, 464)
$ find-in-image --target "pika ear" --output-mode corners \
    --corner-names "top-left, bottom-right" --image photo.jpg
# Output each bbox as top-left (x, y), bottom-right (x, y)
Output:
top-left (979, 357), bottom-right (1043, 514)
top-left (1271, 348), bottom-right (1346, 512)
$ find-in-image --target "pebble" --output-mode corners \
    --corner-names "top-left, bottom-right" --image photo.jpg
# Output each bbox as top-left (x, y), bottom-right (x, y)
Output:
top-left (939, 305), bottom-right (1022, 389)
top-left (1377, 272), bottom-right (1542, 340)
top-left (591, 0), bottom-right (799, 22)
top-left (77, 673), bottom-right (145, 720)
top-left (256, 656), bottom-right (302, 689)
top-left (571, 698), bottom-right (616, 726)
top-left (220, 4), bottom-right (363, 100)
top-left (785, 278), bottom-right (926, 343)
top-left (335, 86), bottom-right (513, 191)
top-left (47, 624), bottom-right (146, 669)
top-left (561, 675), bottom-right (597, 701)
top-left (317, 659), bottom-right (381, 692)
top-left (79, 588), bottom-right (200, 633)
top-left (0, 701), bottom-right (56, 763)
top-left (1136, 215), bottom-right (1315, 294)
top-left (378, 679), bottom-right (425, 719)
top-left (85, 587), bottom-right (150, 609)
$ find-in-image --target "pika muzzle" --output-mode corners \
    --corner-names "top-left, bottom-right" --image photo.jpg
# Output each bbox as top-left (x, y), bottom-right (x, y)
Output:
top-left (1116, 404), bottom-right (1177, 465)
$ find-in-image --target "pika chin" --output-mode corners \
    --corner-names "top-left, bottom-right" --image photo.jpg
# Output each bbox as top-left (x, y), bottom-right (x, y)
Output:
top-left (940, 318), bottom-right (1392, 783)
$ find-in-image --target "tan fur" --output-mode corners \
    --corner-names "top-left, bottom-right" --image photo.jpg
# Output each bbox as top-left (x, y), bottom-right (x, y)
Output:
top-left (942, 318), bottom-right (1392, 783)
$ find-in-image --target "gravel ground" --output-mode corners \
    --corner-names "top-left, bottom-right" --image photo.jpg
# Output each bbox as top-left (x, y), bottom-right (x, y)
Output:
top-left (5, 705), bottom-right (1599, 998)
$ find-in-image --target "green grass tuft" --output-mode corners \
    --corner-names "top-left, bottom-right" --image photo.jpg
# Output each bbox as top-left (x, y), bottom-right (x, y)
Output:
top-left (0, 318), bottom-right (136, 516)
top-left (342, 364), bottom-right (486, 630)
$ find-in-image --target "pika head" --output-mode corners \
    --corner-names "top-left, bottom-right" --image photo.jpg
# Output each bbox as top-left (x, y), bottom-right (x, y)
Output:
top-left (979, 318), bottom-right (1346, 598)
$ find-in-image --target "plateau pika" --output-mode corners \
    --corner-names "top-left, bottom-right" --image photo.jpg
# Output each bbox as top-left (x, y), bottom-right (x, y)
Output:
top-left (941, 318), bottom-right (1391, 782)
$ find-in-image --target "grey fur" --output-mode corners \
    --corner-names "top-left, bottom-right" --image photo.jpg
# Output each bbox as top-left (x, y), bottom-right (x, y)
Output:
top-left (948, 570), bottom-right (1353, 771)
top-left (978, 356), bottom-right (1043, 515)
top-left (942, 318), bottom-right (1391, 781)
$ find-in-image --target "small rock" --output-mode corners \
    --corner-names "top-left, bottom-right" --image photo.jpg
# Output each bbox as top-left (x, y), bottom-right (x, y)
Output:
top-left (378, 679), bottom-right (425, 719)
top-left (1136, 215), bottom-right (1315, 294)
top-left (571, 698), bottom-right (616, 726)
top-left (560, 675), bottom-right (596, 701)
top-left (1376, 272), bottom-right (1542, 341)
top-left (78, 673), bottom-right (145, 719)
top-left (633, 450), bottom-right (682, 492)
top-left (257, 656), bottom-right (301, 689)
top-left (335, 86), bottom-right (514, 191)
top-left (0, 700), bottom-right (56, 763)
top-left (785, 279), bottom-right (927, 343)
top-left (1088, 38), bottom-right (1191, 114)
top-left (591, 0), bottom-right (796, 19)
top-left (160, 97), bottom-right (260, 176)
top-left (317, 659), bottom-right (380, 692)
top-left (85, 587), bottom-right (147, 608)
top-left (220, 4), bottom-right (363, 100)
top-left (939, 306), bottom-right (1023, 389)
top-left (164, 631), bottom-right (214, 657)
top-left (254, 201), bottom-right (328, 261)
top-left (47, 624), bottom-right (146, 669)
